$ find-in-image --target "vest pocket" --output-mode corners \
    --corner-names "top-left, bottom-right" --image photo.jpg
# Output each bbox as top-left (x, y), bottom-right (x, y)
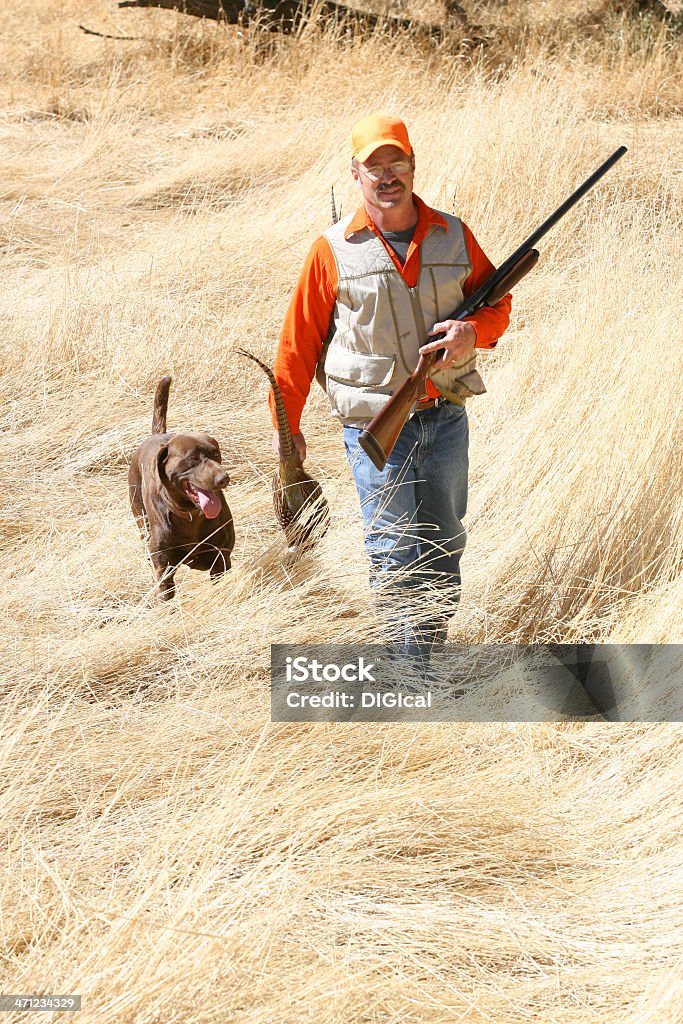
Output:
top-left (430, 352), bottom-right (487, 403)
top-left (324, 347), bottom-right (396, 387)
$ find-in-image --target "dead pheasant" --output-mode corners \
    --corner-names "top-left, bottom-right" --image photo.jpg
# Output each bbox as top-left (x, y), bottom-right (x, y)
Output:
top-left (238, 348), bottom-right (330, 551)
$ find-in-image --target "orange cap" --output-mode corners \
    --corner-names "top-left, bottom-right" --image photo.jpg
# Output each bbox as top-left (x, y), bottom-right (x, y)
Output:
top-left (351, 112), bottom-right (412, 164)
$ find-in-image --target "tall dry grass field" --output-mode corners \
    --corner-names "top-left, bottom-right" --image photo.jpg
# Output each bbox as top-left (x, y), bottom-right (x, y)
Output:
top-left (1, 0), bottom-right (682, 1020)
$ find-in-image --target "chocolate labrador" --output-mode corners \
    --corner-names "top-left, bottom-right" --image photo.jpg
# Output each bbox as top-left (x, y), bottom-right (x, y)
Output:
top-left (128, 377), bottom-right (235, 600)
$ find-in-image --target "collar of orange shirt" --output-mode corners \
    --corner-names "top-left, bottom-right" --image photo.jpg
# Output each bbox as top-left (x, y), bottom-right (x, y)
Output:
top-left (344, 193), bottom-right (448, 244)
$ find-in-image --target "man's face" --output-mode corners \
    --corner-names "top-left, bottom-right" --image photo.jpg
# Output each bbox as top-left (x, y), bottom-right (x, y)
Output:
top-left (352, 144), bottom-right (415, 218)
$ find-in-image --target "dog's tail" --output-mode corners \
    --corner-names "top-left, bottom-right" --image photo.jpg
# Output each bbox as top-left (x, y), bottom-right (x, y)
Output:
top-left (152, 376), bottom-right (172, 434)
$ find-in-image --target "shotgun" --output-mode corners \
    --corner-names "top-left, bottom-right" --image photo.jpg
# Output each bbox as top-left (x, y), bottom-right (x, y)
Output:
top-left (358, 145), bottom-right (627, 471)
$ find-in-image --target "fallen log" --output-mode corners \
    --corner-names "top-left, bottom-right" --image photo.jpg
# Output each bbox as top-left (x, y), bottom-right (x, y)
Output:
top-left (117, 0), bottom-right (453, 41)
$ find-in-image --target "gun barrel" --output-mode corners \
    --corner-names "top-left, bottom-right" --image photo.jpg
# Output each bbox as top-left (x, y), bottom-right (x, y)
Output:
top-left (458, 146), bottom-right (627, 320)
top-left (519, 146), bottom-right (627, 255)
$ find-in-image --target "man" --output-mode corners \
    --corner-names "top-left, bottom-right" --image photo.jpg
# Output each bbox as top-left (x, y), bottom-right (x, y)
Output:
top-left (270, 112), bottom-right (511, 673)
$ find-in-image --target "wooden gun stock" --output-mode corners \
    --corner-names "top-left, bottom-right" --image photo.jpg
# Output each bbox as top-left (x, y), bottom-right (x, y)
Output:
top-left (359, 248), bottom-right (539, 471)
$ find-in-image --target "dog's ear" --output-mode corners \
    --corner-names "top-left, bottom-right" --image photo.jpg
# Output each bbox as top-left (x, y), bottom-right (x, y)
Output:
top-left (157, 443), bottom-right (170, 485)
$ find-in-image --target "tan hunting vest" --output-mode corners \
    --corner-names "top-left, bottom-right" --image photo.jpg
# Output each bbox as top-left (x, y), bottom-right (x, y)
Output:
top-left (318, 210), bottom-right (485, 425)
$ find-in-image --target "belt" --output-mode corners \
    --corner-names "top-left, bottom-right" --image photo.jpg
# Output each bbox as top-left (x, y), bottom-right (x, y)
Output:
top-left (415, 396), bottom-right (447, 412)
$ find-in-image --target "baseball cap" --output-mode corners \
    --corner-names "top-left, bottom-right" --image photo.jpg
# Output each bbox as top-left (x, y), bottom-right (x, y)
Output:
top-left (351, 113), bottom-right (412, 164)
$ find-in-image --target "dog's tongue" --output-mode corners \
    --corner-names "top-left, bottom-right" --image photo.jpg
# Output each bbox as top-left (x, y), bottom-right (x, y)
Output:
top-left (196, 488), bottom-right (221, 519)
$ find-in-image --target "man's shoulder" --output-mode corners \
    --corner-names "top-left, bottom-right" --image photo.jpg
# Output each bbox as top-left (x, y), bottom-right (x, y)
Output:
top-left (425, 205), bottom-right (463, 233)
top-left (322, 213), bottom-right (355, 243)
top-left (411, 194), bottom-right (457, 231)
top-left (323, 208), bottom-right (371, 245)
top-left (295, 228), bottom-right (338, 271)
top-left (297, 233), bottom-right (337, 284)
top-left (438, 209), bottom-right (463, 226)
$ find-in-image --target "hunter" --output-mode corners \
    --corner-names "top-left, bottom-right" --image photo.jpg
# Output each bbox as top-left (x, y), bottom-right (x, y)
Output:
top-left (270, 112), bottom-right (511, 673)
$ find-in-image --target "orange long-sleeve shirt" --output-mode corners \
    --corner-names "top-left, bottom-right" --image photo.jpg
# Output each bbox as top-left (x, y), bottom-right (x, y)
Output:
top-left (270, 195), bottom-right (512, 433)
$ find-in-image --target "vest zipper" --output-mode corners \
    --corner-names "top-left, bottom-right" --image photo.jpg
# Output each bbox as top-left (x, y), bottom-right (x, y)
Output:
top-left (408, 282), bottom-right (428, 351)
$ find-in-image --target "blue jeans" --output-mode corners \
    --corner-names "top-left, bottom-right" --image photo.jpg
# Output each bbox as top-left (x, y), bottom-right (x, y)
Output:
top-left (343, 401), bottom-right (469, 671)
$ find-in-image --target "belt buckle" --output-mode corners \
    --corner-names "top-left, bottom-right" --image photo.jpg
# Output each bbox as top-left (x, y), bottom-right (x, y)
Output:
top-left (416, 396), bottom-right (442, 412)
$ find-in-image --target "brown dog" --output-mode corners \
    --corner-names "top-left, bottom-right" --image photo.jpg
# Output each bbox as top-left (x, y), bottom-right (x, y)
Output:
top-left (128, 377), bottom-right (235, 600)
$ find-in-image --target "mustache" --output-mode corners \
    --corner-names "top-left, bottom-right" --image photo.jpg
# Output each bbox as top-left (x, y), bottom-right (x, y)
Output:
top-left (377, 181), bottom-right (404, 192)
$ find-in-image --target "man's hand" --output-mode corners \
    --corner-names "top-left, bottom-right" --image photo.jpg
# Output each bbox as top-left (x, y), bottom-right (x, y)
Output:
top-left (272, 429), bottom-right (307, 463)
top-left (420, 320), bottom-right (477, 370)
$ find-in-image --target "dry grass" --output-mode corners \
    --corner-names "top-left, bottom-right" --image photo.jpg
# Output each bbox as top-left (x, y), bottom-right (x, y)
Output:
top-left (2, 1), bottom-right (683, 1020)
